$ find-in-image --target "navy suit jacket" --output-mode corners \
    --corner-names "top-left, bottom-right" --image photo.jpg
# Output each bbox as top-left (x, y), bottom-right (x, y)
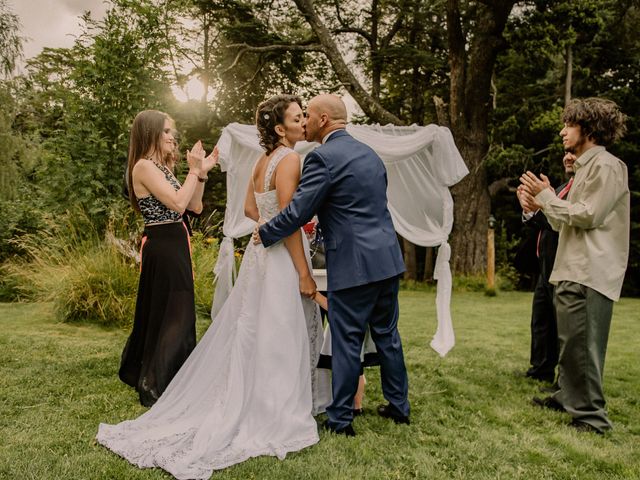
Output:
top-left (259, 130), bottom-right (405, 291)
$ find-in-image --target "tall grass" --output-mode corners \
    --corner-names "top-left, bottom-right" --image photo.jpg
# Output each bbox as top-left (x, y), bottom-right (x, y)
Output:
top-left (191, 232), bottom-right (218, 316)
top-left (2, 209), bottom-right (218, 327)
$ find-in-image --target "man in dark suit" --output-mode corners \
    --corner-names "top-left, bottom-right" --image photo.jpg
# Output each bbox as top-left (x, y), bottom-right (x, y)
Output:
top-left (254, 94), bottom-right (409, 436)
top-left (517, 152), bottom-right (575, 384)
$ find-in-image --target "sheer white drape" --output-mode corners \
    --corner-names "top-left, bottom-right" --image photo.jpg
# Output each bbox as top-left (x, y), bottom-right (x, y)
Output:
top-left (211, 122), bottom-right (468, 357)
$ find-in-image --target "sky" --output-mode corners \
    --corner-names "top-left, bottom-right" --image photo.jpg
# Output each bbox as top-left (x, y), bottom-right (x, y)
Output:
top-left (8, 0), bottom-right (107, 71)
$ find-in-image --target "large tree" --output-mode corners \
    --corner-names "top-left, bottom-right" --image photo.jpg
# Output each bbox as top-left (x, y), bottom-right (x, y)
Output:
top-left (215, 0), bottom-right (521, 275)
top-left (16, 0), bottom-right (172, 222)
top-left (443, 0), bottom-right (516, 274)
top-left (283, 0), bottom-right (516, 275)
top-left (0, 0), bottom-right (22, 78)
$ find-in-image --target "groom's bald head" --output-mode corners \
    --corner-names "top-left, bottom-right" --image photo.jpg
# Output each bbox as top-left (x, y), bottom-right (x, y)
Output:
top-left (310, 94), bottom-right (347, 122)
top-left (305, 94), bottom-right (348, 143)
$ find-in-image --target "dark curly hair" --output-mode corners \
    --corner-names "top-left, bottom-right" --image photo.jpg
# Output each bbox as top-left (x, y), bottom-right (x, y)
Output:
top-left (562, 97), bottom-right (627, 147)
top-left (256, 94), bottom-right (303, 154)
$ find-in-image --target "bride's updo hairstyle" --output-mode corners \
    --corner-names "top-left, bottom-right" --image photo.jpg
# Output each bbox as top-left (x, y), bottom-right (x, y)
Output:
top-left (256, 94), bottom-right (303, 154)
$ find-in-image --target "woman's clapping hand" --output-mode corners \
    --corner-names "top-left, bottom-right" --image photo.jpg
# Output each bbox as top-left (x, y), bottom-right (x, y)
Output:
top-left (186, 140), bottom-right (205, 175)
top-left (202, 146), bottom-right (219, 173)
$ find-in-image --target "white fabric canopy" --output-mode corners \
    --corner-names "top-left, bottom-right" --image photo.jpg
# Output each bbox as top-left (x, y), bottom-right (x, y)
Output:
top-left (212, 122), bottom-right (468, 357)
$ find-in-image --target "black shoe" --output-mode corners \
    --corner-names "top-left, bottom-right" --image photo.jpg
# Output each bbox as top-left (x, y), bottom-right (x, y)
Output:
top-left (539, 383), bottom-right (560, 394)
top-left (138, 387), bottom-right (159, 407)
top-left (523, 370), bottom-right (555, 383)
top-left (531, 396), bottom-right (565, 412)
top-left (568, 419), bottom-right (604, 435)
top-left (377, 404), bottom-right (410, 425)
top-left (322, 420), bottom-right (356, 437)
top-left (353, 408), bottom-right (364, 417)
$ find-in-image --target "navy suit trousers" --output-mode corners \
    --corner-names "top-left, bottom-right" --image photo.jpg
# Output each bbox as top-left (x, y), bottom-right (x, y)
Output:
top-left (327, 275), bottom-right (409, 429)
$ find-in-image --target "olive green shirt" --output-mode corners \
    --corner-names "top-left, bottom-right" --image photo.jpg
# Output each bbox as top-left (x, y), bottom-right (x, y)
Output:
top-left (536, 146), bottom-right (630, 301)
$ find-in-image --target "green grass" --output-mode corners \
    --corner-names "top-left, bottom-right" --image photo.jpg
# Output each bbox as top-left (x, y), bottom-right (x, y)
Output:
top-left (1, 292), bottom-right (639, 479)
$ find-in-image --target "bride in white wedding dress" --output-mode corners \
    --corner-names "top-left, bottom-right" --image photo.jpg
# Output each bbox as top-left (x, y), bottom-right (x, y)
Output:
top-left (97, 94), bottom-right (323, 479)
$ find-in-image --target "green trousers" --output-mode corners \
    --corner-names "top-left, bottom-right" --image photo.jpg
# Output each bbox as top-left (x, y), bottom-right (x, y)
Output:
top-left (552, 281), bottom-right (614, 432)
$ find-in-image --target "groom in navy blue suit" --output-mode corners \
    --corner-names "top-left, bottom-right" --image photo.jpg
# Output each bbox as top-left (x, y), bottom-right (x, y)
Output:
top-left (255, 94), bottom-right (410, 436)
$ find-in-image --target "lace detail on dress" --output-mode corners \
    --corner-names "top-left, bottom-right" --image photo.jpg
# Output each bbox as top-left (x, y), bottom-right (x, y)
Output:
top-left (137, 162), bottom-right (182, 224)
top-left (255, 147), bottom-right (294, 222)
top-left (304, 297), bottom-right (324, 415)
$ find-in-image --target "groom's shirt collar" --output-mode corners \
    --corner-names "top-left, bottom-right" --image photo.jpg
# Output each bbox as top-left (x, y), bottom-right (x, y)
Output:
top-left (321, 128), bottom-right (345, 144)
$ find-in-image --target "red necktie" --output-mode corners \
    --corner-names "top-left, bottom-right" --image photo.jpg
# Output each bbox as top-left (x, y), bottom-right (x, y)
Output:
top-left (536, 177), bottom-right (573, 258)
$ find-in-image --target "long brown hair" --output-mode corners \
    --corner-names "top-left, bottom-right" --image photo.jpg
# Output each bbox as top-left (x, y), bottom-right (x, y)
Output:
top-left (126, 110), bottom-right (172, 211)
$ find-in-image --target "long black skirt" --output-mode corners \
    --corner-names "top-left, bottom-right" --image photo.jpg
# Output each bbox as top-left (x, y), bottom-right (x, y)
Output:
top-left (119, 221), bottom-right (196, 407)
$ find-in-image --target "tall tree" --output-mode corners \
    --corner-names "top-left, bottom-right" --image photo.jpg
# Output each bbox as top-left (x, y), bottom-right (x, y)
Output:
top-left (18, 0), bottom-right (172, 222)
top-left (218, 0), bottom-right (519, 275)
top-left (443, 0), bottom-right (516, 274)
top-left (0, 0), bottom-right (22, 78)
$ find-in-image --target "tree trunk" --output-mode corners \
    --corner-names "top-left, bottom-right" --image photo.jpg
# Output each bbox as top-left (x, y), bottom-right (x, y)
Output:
top-left (449, 140), bottom-right (492, 274)
top-left (423, 246), bottom-right (435, 282)
top-left (564, 43), bottom-right (573, 106)
top-left (293, 0), bottom-right (403, 125)
top-left (445, 0), bottom-right (514, 275)
top-left (402, 237), bottom-right (417, 280)
top-left (202, 19), bottom-right (210, 104)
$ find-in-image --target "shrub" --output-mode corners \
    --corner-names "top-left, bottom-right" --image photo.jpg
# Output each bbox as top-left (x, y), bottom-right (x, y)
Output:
top-left (452, 274), bottom-right (487, 292)
top-left (50, 242), bottom-right (139, 327)
top-left (2, 211), bottom-right (139, 326)
top-left (497, 264), bottom-right (520, 292)
top-left (3, 208), bottom-right (219, 327)
top-left (191, 233), bottom-right (218, 316)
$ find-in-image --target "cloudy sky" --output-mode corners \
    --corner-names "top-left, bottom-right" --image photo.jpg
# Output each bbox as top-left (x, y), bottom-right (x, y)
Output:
top-left (8, 0), bottom-right (107, 70)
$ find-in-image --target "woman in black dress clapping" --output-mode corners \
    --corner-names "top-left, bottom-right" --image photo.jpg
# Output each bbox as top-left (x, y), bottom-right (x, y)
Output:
top-left (119, 110), bottom-right (217, 406)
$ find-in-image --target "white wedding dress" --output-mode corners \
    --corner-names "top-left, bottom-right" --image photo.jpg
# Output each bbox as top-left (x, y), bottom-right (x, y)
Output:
top-left (97, 147), bottom-right (323, 479)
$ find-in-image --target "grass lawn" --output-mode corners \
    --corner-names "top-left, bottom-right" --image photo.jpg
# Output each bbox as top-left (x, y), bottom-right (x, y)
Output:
top-left (1, 291), bottom-right (639, 479)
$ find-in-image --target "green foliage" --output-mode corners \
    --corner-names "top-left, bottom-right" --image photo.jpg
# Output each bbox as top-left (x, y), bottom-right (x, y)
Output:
top-left (212, 0), bottom-right (336, 121)
top-left (191, 232), bottom-right (219, 316)
top-left (0, 0), bottom-right (22, 77)
top-left (17, 1), bottom-right (172, 227)
top-left (2, 207), bottom-right (219, 327)
top-left (0, 193), bottom-right (49, 261)
top-left (0, 82), bottom-right (50, 261)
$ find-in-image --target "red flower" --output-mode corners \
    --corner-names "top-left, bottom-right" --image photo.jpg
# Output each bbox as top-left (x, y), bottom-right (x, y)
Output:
top-left (303, 221), bottom-right (316, 234)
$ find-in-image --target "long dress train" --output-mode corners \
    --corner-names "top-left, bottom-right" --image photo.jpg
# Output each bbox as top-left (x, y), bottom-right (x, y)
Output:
top-left (97, 146), bottom-right (322, 479)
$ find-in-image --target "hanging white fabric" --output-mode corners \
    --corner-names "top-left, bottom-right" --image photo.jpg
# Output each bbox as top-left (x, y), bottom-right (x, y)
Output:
top-left (212, 122), bottom-right (468, 357)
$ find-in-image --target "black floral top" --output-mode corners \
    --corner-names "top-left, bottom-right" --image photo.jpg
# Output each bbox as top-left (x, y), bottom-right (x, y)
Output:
top-left (137, 161), bottom-right (182, 225)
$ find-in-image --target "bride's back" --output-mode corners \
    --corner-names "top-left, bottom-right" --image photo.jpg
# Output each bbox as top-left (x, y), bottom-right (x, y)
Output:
top-left (253, 146), bottom-right (296, 221)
